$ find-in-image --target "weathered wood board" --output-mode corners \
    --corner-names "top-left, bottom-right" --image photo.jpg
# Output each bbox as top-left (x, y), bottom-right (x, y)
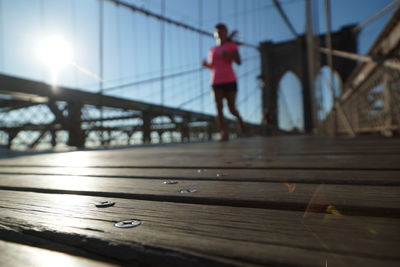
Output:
top-left (1, 137), bottom-right (399, 169)
top-left (0, 136), bottom-right (399, 266)
top-left (0, 240), bottom-right (117, 267)
top-left (1, 191), bottom-right (399, 266)
top-left (0, 167), bottom-right (399, 185)
top-left (0, 174), bottom-right (399, 216)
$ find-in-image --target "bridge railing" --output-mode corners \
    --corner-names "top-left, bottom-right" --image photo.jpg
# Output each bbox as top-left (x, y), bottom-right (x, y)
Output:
top-left (0, 74), bottom-right (261, 150)
top-left (317, 6), bottom-right (400, 137)
top-left (318, 61), bottom-right (400, 136)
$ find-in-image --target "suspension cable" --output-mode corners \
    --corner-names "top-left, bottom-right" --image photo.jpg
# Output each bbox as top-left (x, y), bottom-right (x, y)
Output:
top-left (324, 0), bottom-right (355, 136)
top-left (103, 67), bottom-right (203, 92)
top-left (99, 0), bottom-right (105, 142)
top-left (279, 86), bottom-right (295, 129)
top-left (139, 54), bottom-right (260, 105)
top-left (101, 54), bottom-right (259, 93)
top-left (218, 0), bottom-right (221, 22)
top-left (166, 74), bottom-right (207, 103)
top-left (353, 0), bottom-right (400, 33)
top-left (237, 86), bottom-right (259, 107)
top-left (320, 47), bottom-right (400, 71)
top-left (117, 4), bottom-right (123, 87)
top-left (272, 0), bottom-right (298, 38)
top-left (0, 0), bottom-right (3, 71)
top-left (198, 0), bottom-right (204, 113)
top-left (234, 0), bottom-right (238, 29)
top-left (202, 0), bottom-right (302, 26)
top-left (324, 0), bottom-right (335, 99)
top-left (179, 66), bottom-right (259, 108)
top-left (177, 88), bottom-right (209, 109)
top-left (248, 101), bottom-right (262, 123)
top-left (105, 0), bottom-right (258, 49)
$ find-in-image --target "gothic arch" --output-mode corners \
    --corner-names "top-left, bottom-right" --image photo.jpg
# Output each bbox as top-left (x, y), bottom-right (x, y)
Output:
top-left (260, 25), bottom-right (357, 132)
top-left (314, 66), bottom-right (343, 120)
top-left (277, 71), bottom-right (304, 131)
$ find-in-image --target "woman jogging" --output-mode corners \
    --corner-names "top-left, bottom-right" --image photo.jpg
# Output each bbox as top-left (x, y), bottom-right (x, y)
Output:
top-left (202, 23), bottom-right (244, 141)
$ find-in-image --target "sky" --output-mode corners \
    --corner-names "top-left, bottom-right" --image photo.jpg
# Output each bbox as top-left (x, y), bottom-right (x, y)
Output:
top-left (0, 0), bottom-right (396, 131)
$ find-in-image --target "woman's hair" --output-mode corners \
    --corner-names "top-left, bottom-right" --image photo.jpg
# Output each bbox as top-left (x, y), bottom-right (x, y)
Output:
top-left (215, 23), bottom-right (238, 43)
top-left (215, 23), bottom-right (228, 32)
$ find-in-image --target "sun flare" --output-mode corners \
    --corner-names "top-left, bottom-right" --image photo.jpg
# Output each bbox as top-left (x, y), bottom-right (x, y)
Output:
top-left (37, 36), bottom-right (73, 70)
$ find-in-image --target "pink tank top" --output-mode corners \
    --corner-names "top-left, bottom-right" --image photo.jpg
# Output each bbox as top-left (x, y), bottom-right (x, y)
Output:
top-left (208, 41), bottom-right (238, 85)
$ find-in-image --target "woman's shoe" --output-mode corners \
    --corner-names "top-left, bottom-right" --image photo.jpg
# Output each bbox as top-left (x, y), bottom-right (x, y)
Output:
top-left (219, 131), bottom-right (229, 142)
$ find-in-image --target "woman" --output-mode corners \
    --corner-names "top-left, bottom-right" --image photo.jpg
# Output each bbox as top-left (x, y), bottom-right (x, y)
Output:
top-left (202, 23), bottom-right (244, 141)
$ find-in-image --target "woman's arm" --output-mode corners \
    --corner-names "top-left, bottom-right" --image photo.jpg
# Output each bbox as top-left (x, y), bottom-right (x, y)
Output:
top-left (222, 47), bottom-right (241, 65)
top-left (232, 50), bottom-right (241, 65)
top-left (202, 51), bottom-right (214, 69)
top-left (202, 60), bottom-right (212, 69)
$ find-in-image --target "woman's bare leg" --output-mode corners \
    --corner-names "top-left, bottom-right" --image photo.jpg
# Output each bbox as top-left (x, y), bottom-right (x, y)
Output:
top-left (225, 90), bottom-right (244, 132)
top-left (213, 89), bottom-right (228, 140)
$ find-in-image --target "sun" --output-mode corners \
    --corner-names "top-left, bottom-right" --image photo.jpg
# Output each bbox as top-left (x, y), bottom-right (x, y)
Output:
top-left (37, 36), bottom-right (73, 70)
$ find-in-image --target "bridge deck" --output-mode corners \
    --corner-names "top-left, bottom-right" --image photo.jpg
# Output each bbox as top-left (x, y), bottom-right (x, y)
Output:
top-left (0, 136), bottom-right (399, 266)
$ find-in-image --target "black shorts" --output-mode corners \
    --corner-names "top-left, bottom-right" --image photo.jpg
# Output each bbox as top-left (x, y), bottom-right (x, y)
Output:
top-left (212, 82), bottom-right (237, 92)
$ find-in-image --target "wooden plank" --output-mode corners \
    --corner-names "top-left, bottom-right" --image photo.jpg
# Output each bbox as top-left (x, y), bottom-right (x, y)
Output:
top-left (0, 240), bottom-right (117, 267)
top-left (1, 137), bottom-right (399, 169)
top-left (2, 136), bottom-right (400, 156)
top-left (0, 166), bottom-right (399, 185)
top-left (0, 190), bottom-right (399, 266)
top-left (0, 136), bottom-right (399, 266)
top-left (0, 174), bottom-right (399, 216)
top-left (2, 151), bottom-right (400, 169)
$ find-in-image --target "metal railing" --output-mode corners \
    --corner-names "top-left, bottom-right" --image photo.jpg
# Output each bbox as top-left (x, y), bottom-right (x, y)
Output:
top-left (317, 5), bottom-right (400, 136)
top-left (318, 59), bottom-right (400, 136)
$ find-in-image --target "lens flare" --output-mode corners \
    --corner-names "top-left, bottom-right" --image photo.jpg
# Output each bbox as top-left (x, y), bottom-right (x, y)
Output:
top-left (37, 36), bottom-right (72, 70)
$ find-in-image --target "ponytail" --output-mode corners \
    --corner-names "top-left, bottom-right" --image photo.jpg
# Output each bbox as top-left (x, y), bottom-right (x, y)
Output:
top-left (215, 23), bottom-right (241, 45)
top-left (228, 30), bottom-right (238, 42)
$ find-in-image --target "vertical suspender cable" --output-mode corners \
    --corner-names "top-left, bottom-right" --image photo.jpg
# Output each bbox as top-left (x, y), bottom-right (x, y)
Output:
top-left (117, 5), bottom-right (122, 90)
top-left (218, 0), bottom-right (221, 22)
top-left (160, 0), bottom-right (165, 106)
top-left (244, 0), bottom-right (248, 120)
top-left (99, 0), bottom-right (104, 144)
top-left (255, 1), bottom-right (259, 45)
top-left (312, 0), bottom-right (323, 121)
top-left (305, 0), bottom-right (316, 132)
top-left (324, 0), bottom-right (335, 134)
top-left (146, 11), bottom-right (152, 101)
top-left (71, 0), bottom-right (78, 87)
top-left (131, 8), bottom-right (136, 100)
top-left (324, 0), bottom-right (334, 100)
top-left (252, 1), bottom-right (256, 45)
top-left (324, 0), bottom-right (355, 136)
top-left (234, 0), bottom-right (238, 29)
top-left (40, 0), bottom-right (45, 81)
top-left (281, 87), bottom-right (295, 130)
top-left (199, 0), bottom-right (204, 113)
top-left (272, 0), bottom-right (298, 38)
top-left (160, 0), bottom-right (165, 142)
top-left (0, 0), bottom-right (3, 72)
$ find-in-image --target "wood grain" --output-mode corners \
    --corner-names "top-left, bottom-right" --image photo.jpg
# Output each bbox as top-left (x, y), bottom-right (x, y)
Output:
top-left (0, 240), bottom-right (117, 267)
top-left (0, 137), bottom-right (399, 169)
top-left (0, 136), bottom-right (399, 266)
top-left (0, 191), bottom-right (399, 267)
top-left (0, 167), bottom-right (399, 185)
top-left (0, 174), bottom-right (399, 216)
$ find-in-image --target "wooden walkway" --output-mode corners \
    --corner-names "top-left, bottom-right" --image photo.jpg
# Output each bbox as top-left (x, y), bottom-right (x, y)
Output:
top-left (0, 136), bottom-right (399, 266)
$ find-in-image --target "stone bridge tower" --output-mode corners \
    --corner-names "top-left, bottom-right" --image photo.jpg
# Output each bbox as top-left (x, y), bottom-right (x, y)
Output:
top-left (259, 25), bottom-right (358, 132)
